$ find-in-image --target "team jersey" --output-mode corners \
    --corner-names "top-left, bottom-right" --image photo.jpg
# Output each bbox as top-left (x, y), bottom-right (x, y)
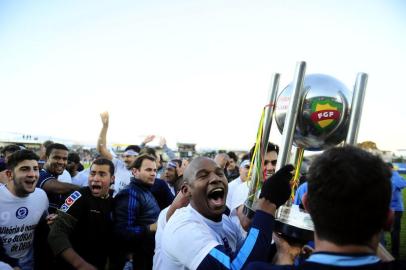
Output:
top-left (0, 185), bottom-right (48, 260)
top-left (48, 187), bottom-right (114, 269)
top-left (161, 204), bottom-right (245, 270)
top-left (245, 252), bottom-right (406, 270)
top-left (153, 206), bottom-right (170, 270)
top-left (37, 169), bottom-right (65, 211)
top-left (111, 158), bottom-right (132, 196)
top-left (226, 177), bottom-right (249, 236)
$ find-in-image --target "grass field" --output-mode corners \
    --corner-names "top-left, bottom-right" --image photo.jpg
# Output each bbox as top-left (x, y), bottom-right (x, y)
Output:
top-left (382, 174), bottom-right (406, 259)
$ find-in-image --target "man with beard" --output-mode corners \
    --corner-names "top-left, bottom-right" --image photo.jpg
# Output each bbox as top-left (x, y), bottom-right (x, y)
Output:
top-left (0, 150), bottom-right (49, 270)
top-left (36, 143), bottom-right (80, 213)
top-left (113, 154), bottom-right (161, 270)
top-left (48, 158), bottom-right (115, 270)
top-left (161, 157), bottom-right (293, 270)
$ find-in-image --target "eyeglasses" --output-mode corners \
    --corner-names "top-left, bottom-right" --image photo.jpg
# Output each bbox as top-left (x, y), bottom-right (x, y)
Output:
top-left (264, 160), bottom-right (277, 166)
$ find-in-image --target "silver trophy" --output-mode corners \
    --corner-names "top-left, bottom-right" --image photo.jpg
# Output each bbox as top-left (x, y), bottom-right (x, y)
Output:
top-left (244, 61), bottom-right (368, 243)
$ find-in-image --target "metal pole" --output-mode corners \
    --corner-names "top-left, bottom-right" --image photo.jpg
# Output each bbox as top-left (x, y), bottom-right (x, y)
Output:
top-left (276, 61), bottom-right (306, 170)
top-left (261, 73), bottom-right (280, 152)
top-left (345, 73), bottom-right (368, 145)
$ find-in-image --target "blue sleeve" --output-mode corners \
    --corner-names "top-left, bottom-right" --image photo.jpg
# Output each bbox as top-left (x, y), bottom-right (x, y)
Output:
top-left (37, 170), bottom-right (55, 188)
top-left (113, 189), bottom-right (147, 241)
top-left (151, 178), bottom-right (175, 210)
top-left (197, 210), bottom-right (274, 270)
top-left (393, 173), bottom-right (406, 189)
top-left (293, 182), bottom-right (307, 205)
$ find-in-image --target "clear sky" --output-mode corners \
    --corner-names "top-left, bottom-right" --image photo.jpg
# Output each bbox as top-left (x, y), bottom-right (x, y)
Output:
top-left (1, 0), bottom-right (405, 151)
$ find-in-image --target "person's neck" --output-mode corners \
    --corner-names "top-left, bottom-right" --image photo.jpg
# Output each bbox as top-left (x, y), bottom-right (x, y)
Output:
top-left (6, 182), bottom-right (28, 198)
top-left (314, 234), bottom-right (378, 254)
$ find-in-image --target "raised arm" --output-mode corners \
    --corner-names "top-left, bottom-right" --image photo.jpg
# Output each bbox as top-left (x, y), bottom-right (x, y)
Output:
top-left (97, 111), bottom-right (113, 160)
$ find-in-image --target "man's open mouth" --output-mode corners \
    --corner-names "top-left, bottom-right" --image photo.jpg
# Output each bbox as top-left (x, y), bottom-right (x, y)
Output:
top-left (24, 180), bottom-right (36, 188)
top-left (91, 184), bottom-right (102, 191)
top-left (207, 187), bottom-right (225, 208)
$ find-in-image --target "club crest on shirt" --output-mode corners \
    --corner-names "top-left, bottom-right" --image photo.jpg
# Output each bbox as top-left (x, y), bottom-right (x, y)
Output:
top-left (60, 191), bottom-right (82, 212)
top-left (16, 207), bottom-right (29, 219)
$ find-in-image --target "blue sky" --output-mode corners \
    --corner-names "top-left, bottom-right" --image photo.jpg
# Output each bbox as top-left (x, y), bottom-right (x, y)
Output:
top-left (0, 0), bottom-right (405, 151)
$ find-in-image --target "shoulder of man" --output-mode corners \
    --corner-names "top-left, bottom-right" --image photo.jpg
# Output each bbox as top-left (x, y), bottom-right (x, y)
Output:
top-left (37, 169), bottom-right (57, 188)
top-left (59, 187), bottom-right (90, 215)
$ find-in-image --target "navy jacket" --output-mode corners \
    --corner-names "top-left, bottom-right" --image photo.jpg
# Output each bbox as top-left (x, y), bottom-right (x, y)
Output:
top-left (113, 177), bottom-right (160, 245)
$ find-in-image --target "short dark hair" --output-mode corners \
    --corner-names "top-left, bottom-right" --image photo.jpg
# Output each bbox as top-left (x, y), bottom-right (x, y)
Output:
top-left (1, 144), bottom-right (22, 155)
top-left (307, 146), bottom-right (391, 246)
top-left (124, 145), bottom-right (141, 153)
top-left (140, 147), bottom-right (157, 159)
top-left (42, 140), bottom-right (54, 149)
top-left (91, 158), bottom-right (115, 176)
top-left (68, 152), bottom-right (81, 164)
top-left (227, 151), bottom-right (238, 163)
top-left (249, 142), bottom-right (279, 161)
top-left (46, 143), bottom-right (69, 157)
top-left (130, 154), bottom-right (156, 170)
top-left (7, 150), bottom-right (39, 170)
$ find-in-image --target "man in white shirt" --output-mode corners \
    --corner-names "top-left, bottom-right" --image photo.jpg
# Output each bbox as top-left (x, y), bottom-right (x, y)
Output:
top-left (97, 111), bottom-right (140, 196)
top-left (161, 157), bottom-right (293, 270)
top-left (226, 159), bottom-right (251, 236)
top-left (0, 150), bottom-right (49, 270)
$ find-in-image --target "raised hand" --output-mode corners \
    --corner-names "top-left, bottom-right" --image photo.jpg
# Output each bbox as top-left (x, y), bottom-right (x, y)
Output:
top-left (100, 111), bottom-right (109, 126)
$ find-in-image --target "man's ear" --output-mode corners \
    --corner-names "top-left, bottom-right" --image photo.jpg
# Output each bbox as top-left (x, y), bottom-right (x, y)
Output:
top-left (110, 175), bottom-right (115, 185)
top-left (302, 192), bottom-right (310, 213)
top-left (131, 168), bottom-right (137, 176)
top-left (383, 209), bottom-right (394, 231)
top-left (5, 170), bottom-right (12, 179)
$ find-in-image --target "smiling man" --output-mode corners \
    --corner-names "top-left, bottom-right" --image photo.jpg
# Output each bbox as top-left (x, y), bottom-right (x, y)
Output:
top-left (37, 143), bottom-right (80, 213)
top-left (113, 154), bottom-right (161, 270)
top-left (161, 157), bottom-right (293, 270)
top-left (48, 158), bottom-right (115, 270)
top-left (0, 150), bottom-right (49, 270)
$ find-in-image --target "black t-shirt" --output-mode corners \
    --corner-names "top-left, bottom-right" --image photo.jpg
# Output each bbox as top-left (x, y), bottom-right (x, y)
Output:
top-left (60, 187), bottom-right (114, 269)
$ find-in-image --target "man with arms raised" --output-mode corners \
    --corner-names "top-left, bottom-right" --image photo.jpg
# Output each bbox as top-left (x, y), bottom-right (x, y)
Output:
top-left (246, 146), bottom-right (406, 270)
top-left (0, 150), bottom-right (49, 270)
top-left (161, 157), bottom-right (293, 270)
top-left (48, 158), bottom-right (115, 270)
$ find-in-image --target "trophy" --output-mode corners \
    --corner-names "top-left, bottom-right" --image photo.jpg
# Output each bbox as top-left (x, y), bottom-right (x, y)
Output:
top-left (244, 61), bottom-right (368, 243)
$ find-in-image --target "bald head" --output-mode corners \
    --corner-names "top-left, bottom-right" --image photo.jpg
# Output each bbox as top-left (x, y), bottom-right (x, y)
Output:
top-left (184, 157), bottom-right (215, 184)
top-left (183, 156), bottom-right (228, 221)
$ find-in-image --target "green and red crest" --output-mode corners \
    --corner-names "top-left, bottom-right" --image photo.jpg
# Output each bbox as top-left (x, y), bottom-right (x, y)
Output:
top-left (309, 97), bottom-right (342, 131)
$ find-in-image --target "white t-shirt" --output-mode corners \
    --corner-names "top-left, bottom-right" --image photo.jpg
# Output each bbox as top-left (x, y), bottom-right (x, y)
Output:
top-left (57, 169), bottom-right (72, 183)
top-left (0, 261), bottom-right (13, 270)
top-left (153, 207), bottom-right (169, 270)
top-left (71, 168), bottom-right (90, 187)
top-left (0, 185), bottom-right (49, 260)
top-left (112, 158), bottom-right (132, 196)
top-left (226, 177), bottom-right (249, 237)
top-left (161, 205), bottom-right (244, 270)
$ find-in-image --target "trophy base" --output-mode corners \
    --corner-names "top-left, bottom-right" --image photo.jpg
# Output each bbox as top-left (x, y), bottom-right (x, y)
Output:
top-left (274, 219), bottom-right (314, 244)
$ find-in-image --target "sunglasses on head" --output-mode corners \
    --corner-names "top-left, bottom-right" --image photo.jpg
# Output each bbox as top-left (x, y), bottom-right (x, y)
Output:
top-left (264, 160), bottom-right (277, 166)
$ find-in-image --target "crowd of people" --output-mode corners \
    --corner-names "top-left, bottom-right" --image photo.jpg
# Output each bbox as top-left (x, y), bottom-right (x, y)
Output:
top-left (0, 112), bottom-right (405, 270)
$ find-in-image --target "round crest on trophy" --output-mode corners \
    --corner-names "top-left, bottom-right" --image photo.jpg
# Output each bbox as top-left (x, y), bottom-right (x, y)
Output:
top-left (274, 74), bottom-right (352, 151)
